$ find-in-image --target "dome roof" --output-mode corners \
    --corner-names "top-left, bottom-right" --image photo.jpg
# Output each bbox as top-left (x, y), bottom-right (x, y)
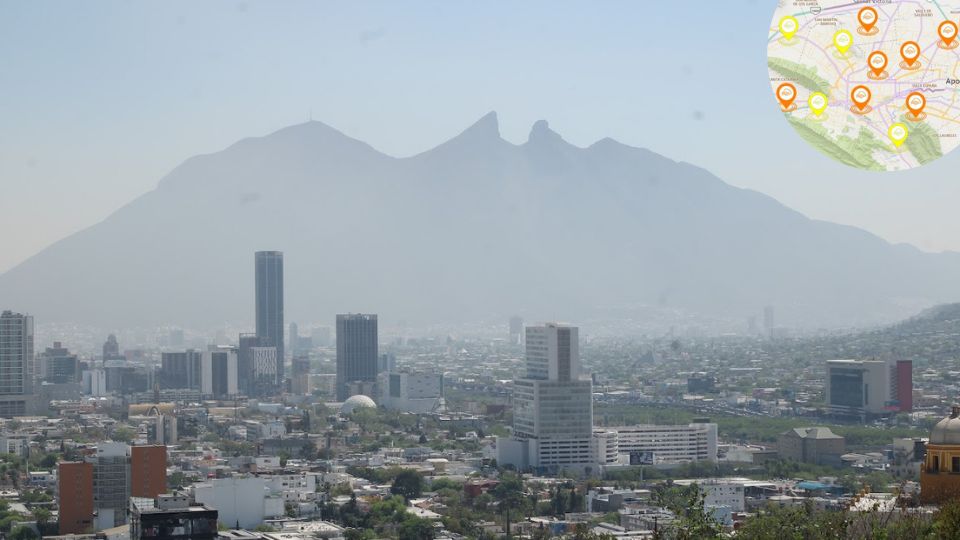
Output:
top-left (341, 394), bottom-right (376, 415)
top-left (930, 406), bottom-right (960, 445)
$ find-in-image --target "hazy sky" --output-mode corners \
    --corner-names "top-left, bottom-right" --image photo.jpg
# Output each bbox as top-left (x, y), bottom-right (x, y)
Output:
top-left (3, 0), bottom-right (960, 274)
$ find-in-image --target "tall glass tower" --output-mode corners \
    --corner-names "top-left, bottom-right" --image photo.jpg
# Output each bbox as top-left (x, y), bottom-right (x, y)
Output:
top-left (255, 251), bottom-right (284, 382)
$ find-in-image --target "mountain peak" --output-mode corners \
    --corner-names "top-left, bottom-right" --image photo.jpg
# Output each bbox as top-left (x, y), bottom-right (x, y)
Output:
top-left (459, 111), bottom-right (501, 139)
top-left (527, 119), bottom-right (565, 146)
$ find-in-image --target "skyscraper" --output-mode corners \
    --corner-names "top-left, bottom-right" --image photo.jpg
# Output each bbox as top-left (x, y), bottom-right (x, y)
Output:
top-left (0, 311), bottom-right (35, 417)
top-left (255, 251), bottom-right (284, 379)
top-left (159, 351), bottom-right (202, 390)
top-left (103, 334), bottom-right (121, 360)
top-left (336, 314), bottom-right (378, 401)
top-left (39, 341), bottom-right (80, 383)
top-left (498, 323), bottom-right (594, 472)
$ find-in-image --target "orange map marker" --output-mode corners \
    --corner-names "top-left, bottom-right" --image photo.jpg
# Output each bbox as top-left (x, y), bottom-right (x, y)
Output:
top-left (906, 92), bottom-right (926, 120)
top-left (851, 85), bottom-right (872, 113)
top-left (777, 83), bottom-right (797, 111)
top-left (939, 21), bottom-right (958, 48)
top-left (901, 41), bottom-right (921, 68)
top-left (868, 51), bottom-right (888, 79)
top-left (858, 7), bottom-right (878, 34)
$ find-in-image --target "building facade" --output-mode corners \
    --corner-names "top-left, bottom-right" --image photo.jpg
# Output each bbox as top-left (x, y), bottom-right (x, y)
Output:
top-left (201, 347), bottom-right (238, 398)
top-left (0, 311), bottom-right (35, 416)
top-left (498, 323), bottom-right (595, 472)
top-left (610, 422), bottom-right (719, 464)
top-left (777, 427), bottom-right (846, 466)
top-left (255, 251), bottom-right (284, 379)
top-left (826, 359), bottom-right (896, 418)
top-left (159, 351), bottom-right (202, 390)
top-left (58, 461), bottom-right (94, 534)
top-left (335, 314), bottom-right (379, 401)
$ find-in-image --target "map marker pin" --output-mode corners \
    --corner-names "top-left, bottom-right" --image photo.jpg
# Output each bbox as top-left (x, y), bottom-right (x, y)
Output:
top-left (808, 92), bottom-right (829, 117)
top-left (939, 21), bottom-right (958, 48)
top-left (868, 51), bottom-right (888, 79)
top-left (779, 16), bottom-right (799, 41)
top-left (901, 41), bottom-right (921, 68)
top-left (906, 92), bottom-right (926, 120)
top-left (834, 30), bottom-right (853, 55)
top-left (858, 7), bottom-right (879, 34)
top-left (851, 85), bottom-right (872, 113)
top-left (888, 123), bottom-right (909, 148)
top-left (777, 82), bottom-right (797, 111)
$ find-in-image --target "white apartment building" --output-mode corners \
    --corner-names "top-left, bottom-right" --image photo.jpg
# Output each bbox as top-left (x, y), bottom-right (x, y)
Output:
top-left (608, 422), bottom-right (718, 464)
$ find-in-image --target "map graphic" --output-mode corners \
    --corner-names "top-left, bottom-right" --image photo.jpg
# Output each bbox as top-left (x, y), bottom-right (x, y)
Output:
top-left (768, 1), bottom-right (960, 171)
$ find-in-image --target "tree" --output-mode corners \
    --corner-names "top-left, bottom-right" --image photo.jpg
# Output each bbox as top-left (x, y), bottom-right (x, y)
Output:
top-left (112, 426), bottom-right (135, 443)
top-left (391, 470), bottom-right (424, 501)
top-left (399, 516), bottom-right (436, 540)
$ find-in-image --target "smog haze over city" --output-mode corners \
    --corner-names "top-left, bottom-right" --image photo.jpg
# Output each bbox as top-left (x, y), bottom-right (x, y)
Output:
top-left (4, 2), bottom-right (960, 540)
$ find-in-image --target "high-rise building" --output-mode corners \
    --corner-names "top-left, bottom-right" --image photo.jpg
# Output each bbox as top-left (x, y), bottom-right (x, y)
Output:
top-left (255, 251), bottom-right (284, 379)
top-left (0, 310), bottom-right (35, 417)
top-left (103, 334), bottom-right (122, 360)
top-left (250, 346), bottom-right (279, 397)
top-left (58, 461), bottom-right (94, 534)
top-left (336, 314), bottom-right (378, 401)
top-left (237, 333), bottom-right (259, 396)
top-left (826, 359), bottom-right (899, 419)
top-left (201, 347), bottom-right (238, 398)
top-left (763, 306), bottom-right (775, 337)
top-left (498, 323), bottom-right (594, 472)
top-left (39, 341), bottom-right (80, 383)
top-left (894, 360), bottom-right (913, 413)
top-left (159, 350), bottom-right (202, 390)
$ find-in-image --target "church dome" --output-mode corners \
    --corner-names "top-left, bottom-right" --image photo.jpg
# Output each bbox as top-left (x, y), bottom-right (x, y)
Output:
top-left (341, 394), bottom-right (376, 415)
top-left (930, 406), bottom-right (960, 445)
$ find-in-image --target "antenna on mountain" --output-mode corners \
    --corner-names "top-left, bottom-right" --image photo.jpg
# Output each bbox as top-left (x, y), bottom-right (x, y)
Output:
top-left (309, 109), bottom-right (313, 122)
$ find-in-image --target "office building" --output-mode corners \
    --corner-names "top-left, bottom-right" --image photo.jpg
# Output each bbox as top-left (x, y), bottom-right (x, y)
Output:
top-left (379, 370), bottom-right (444, 413)
top-left (201, 347), bottom-right (238, 398)
top-left (255, 251), bottom-right (284, 378)
top-left (237, 333), bottom-right (259, 396)
top-left (609, 422), bottom-right (719, 464)
top-left (498, 323), bottom-right (594, 472)
top-left (159, 351), bottom-right (202, 390)
top-left (826, 359), bottom-right (900, 419)
top-left (763, 306), bottom-right (775, 337)
top-left (336, 314), bottom-right (378, 401)
top-left (39, 341), bottom-right (80, 383)
top-left (131, 495), bottom-right (218, 540)
top-left (58, 461), bottom-right (94, 534)
top-left (103, 334), bottom-right (122, 360)
top-left (250, 346), bottom-right (279, 397)
top-left (0, 310), bottom-right (36, 417)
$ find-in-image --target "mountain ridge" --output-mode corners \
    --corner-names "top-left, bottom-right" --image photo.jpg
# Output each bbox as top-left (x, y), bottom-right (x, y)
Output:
top-left (2, 113), bottom-right (959, 329)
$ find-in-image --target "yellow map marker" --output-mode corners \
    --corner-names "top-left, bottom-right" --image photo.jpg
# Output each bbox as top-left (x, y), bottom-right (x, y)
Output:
top-left (808, 92), bottom-right (828, 117)
top-left (833, 30), bottom-right (853, 55)
top-left (779, 16), bottom-right (799, 41)
top-left (888, 123), bottom-right (909, 148)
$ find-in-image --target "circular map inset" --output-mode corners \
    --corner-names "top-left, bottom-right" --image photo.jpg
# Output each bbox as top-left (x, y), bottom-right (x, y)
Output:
top-left (768, 1), bottom-right (960, 171)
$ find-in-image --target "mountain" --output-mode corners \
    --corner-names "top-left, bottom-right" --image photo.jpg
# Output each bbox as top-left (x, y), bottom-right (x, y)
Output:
top-left (3, 112), bottom-right (960, 329)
